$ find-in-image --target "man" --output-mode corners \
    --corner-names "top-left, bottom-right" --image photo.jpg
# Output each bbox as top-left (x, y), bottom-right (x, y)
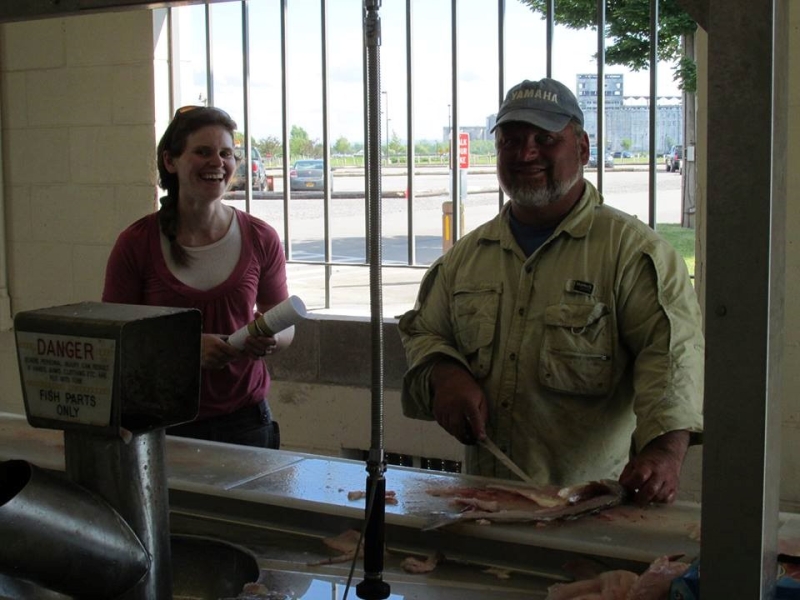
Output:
top-left (398, 78), bottom-right (703, 505)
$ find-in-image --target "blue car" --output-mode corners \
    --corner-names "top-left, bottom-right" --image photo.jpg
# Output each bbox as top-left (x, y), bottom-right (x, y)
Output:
top-left (290, 159), bottom-right (328, 192)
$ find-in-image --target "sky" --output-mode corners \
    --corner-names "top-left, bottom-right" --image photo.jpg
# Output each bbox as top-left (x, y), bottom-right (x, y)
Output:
top-left (173, 0), bottom-right (682, 144)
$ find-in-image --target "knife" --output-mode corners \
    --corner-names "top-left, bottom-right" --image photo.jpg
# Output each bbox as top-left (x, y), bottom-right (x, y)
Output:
top-left (480, 437), bottom-right (535, 485)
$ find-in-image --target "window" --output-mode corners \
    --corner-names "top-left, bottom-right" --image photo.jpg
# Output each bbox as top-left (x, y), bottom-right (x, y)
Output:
top-left (164, 0), bottom-right (689, 316)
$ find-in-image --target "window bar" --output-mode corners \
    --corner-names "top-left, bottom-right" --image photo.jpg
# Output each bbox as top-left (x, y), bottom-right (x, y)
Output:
top-left (240, 0), bottom-right (253, 213)
top-left (166, 8), bottom-right (176, 114)
top-left (362, 12), bottom-right (372, 265)
top-left (405, 0), bottom-right (416, 265)
top-left (546, 0), bottom-right (554, 77)
top-left (596, 0), bottom-right (605, 194)
top-left (205, 3), bottom-right (214, 107)
top-left (647, 0), bottom-right (658, 229)
top-left (449, 0), bottom-right (460, 243)
top-left (320, 0), bottom-right (333, 306)
top-left (497, 0), bottom-right (506, 212)
top-left (279, 0), bottom-right (292, 259)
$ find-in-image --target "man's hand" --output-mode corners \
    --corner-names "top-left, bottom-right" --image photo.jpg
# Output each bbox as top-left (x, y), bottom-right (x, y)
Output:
top-left (429, 360), bottom-right (489, 445)
top-left (619, 430), bottom-right (691, 505)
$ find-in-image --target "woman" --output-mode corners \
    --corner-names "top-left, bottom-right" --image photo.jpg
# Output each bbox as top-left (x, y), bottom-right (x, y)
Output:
top-left (103, 105), bottom-right (291, 448)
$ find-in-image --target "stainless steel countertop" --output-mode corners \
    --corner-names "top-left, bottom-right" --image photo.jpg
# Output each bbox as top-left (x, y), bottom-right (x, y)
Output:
top-left (3, 410), bottom-right (798, 599)
top-left (0, 411), bottom-right (702, 562)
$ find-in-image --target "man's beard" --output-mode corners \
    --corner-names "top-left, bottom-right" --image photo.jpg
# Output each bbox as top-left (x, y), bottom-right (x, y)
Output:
top-left (505, 168), bottom-right (582, 208)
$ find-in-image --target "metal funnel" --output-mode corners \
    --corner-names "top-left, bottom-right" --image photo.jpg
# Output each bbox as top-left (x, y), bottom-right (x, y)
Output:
top-left (0, 460), bottom-right (149, 598)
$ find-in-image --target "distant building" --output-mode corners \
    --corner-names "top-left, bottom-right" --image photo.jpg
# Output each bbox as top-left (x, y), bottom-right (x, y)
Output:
top-left (577, 74), bottom-right (683, 153)
top-left (442, 126), bottom-right (489, 142)
top-left (484, 74), bottom-right (684, 154)
top-left (577, 73), bottom-right (624, 109)
top-left (583, 103), bottom-right (682, 155)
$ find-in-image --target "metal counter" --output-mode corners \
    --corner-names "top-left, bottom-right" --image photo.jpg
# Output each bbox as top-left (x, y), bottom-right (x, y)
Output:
top-left (2, 411), bottom-right (795, 599)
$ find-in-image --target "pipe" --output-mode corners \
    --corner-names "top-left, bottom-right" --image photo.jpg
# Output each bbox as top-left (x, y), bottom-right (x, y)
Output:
top-left (356, 1), bottom-right (390, 598)
top-left (65, 429), bottom-right (173, 600)
top-left (0, 460), bottom-right (149, 598)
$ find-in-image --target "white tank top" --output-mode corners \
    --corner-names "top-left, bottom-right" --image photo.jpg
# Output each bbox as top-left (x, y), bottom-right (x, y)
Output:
top-left (160, 214), bottom-right (242, 291)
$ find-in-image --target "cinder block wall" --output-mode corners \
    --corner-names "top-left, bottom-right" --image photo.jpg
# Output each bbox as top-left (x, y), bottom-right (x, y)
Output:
top-left (268, 315), bottom-right (462, 463)
top-left (0, 11), bottom-right (160, 415)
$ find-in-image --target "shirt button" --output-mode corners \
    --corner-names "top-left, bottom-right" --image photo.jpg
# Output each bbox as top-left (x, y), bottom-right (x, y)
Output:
top-left (525, 266), bottom-right (532, 273)
top-left (518, 307), bottom-right (524, 316)
top-left (501, 401), bottom-right (510, 409)
top-left (509, 353), bottom-right (516, 361)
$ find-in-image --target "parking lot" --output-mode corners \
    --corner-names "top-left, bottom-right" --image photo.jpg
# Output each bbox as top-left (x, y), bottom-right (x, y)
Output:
top-left (225, 166), bottom-right (685, 317)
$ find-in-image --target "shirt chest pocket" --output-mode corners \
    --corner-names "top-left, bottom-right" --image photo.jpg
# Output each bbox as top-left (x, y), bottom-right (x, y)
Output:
top-left (539, 302), bottom-right (614, 396)
top-left (452, 284), bottom-right (501, 379)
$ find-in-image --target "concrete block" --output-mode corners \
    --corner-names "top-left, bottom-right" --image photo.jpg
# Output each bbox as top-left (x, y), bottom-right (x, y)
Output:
top-left (69, 125), bottom-right (154, 185)
top-left (65, 12), bottom-right (153, 66)
top-left (112, 63), bottom-right (156, 125)
top-left (270, 319), bottom-right (319, 383)
top-left (27, 67), bottom-right (113, 127)
top-left (30, 184), bottom-right (117, 244)
top-left (9, 241), bottom-right (74, 302)
top-left (4, 186), bottom-right (31, 242)
top-left (270, 382), bottom-right (462, 463)
top-left (1, 72), bottom-right (28, 128)
top-left (0, 20), bottom-right (65, 71)
top-left (0, 331), bottom-right (24, 415)
top-left (317, 316), bottom-right (405, 389)
top-left (4, 128), bottom-right (70, 184)
top-left (114, 185), bottom-right (160, 235)
top-left (72, 244), bottom-right (111, 301)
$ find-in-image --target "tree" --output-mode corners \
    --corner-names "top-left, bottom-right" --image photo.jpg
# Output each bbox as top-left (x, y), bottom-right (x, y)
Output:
top-left (332, 136), bottom-right (352, 155)
top-left (471, 139), bottom-right (497, 155)
top-left (518, 0), bottom-right (697, 92)
top-left (289, 125), bottom-right (315, 159)
top-left (388, 131), bottom-right (405, 157)
top-left (256, 136), bottom-right (281, 159)
top-left (415, 140), bottom-right (436, 156)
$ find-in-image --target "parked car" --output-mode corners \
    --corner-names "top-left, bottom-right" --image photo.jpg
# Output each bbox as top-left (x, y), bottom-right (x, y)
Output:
top-left (230, 147), bottom-right (266, 191)
top-left (290, 159), bottom-right (328, 191)
top-left (665, 144), bottom-right (683, 173)
top-left (588, 147), bottom-right (614, 169)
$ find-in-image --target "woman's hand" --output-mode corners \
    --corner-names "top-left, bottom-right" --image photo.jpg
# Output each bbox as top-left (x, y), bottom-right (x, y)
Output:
top-left (249, 309), bottom-right (296, 358)
top-left (243, 332), bottom-right (278, 359)
top-left (201, 333), bottom-right (242, 369)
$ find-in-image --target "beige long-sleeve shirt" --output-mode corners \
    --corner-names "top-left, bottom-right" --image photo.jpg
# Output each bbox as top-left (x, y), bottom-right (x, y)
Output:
top-left (398, 181), bottom-right (704, 486)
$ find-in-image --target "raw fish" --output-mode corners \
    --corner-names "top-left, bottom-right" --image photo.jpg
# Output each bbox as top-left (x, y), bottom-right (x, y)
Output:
top-left (424, 479), bottom-right (627, 529)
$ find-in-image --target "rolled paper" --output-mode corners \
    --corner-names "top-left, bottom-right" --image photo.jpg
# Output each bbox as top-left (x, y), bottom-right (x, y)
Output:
top-left (227, 295), bottom-right (307, 350)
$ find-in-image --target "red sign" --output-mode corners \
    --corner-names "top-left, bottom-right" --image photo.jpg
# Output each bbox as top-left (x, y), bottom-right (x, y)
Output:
top-left (458, 132), bottom-right (470, 169)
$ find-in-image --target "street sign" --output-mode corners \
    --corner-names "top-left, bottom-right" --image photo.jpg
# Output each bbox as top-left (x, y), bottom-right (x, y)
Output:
top-left (458, 132), bottom-right (470, 169)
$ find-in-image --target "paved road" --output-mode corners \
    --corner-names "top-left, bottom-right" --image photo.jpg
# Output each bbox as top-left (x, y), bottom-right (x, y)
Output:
top-left (225, 168), bottom-right (686, 316)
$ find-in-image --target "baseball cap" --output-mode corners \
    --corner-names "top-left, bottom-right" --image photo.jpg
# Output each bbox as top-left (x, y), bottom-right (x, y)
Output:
top-left (491, 78), bottom-right (584, 133)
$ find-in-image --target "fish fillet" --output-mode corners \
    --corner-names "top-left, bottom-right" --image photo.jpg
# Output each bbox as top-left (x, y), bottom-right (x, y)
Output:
top-left (425, 479), bottom-right (627, 528)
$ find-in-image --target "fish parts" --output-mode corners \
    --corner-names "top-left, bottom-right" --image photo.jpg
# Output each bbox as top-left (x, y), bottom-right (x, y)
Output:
top-left (424, 479), bottom-right (628, 529)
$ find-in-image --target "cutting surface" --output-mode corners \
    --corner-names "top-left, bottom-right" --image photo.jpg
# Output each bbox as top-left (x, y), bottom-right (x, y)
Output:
top-left (4, 411), bottom-right (798, 567)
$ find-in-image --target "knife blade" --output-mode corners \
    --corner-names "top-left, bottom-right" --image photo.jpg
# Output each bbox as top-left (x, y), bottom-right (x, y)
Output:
top-left (480, 437), bottom-right (535, 485)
